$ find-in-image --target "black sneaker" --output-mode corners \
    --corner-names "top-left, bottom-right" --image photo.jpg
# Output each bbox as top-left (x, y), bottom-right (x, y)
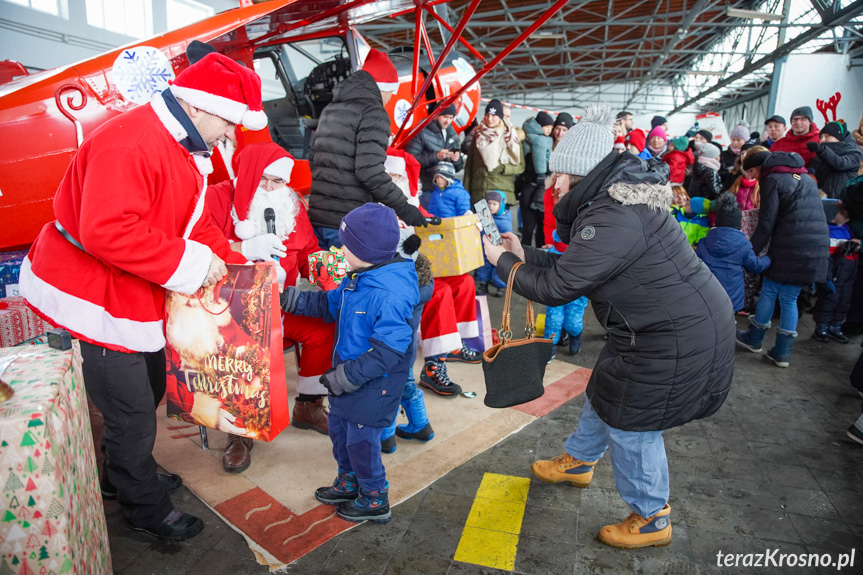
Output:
top-left (812, 327), bottom-right (830, 343)
top-left (446, 344), bottom-right (481, 364)
top-left (419, 361), bottom-right (462, 397)
top-left (381, 435), bottom-right (397, 454)
top-left (847, 415), bottom-right (863, 446)
top-left (315, 472), bottom-right (359, 505)
top-left (828, 326), bottom-right (849, 344)
top-left (130, 510), bottom-right (203, 544)
top-left (336, 488), bottom-right (391, 524)
top-left (102, 470), bottom-right (183, 501)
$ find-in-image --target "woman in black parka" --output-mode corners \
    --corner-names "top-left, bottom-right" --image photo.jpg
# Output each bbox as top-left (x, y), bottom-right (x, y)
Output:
top-left (808, 121), bottom-right (863, 199)
top-left (484, 105), bottom-right (735, 550)
top-left (737, 151), bottom-right (830, 367)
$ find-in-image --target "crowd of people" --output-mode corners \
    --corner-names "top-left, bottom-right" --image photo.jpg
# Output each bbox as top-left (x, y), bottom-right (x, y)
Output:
top-left (16, 44), bottom-right (863, 556)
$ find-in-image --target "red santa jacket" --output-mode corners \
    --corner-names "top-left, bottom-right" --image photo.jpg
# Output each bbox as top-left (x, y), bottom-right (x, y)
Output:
top-left (663, 148), bottom-right (694, 184)
top-left (770, 123), bottom-right (821, 166)
top-left (20, 96), bottom-right (246, 353)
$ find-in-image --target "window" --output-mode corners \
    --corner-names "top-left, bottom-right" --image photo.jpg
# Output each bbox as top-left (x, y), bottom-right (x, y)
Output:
top-left (166, 0), bottom-right (214, 32)
top-left (86, 0), bottom-right (152, 38)
top-left (4, 0), bottom-right (67, 18)
top-left (253, 57), bottom-right (287, 102)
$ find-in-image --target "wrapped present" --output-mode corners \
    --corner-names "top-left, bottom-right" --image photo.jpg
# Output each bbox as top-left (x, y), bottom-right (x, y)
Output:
top-left (0, 250), bottom-right (28, 299)
top-left (0, 297), bottom-right (55, 347)
top-left (415, 215), bottom-right (484, 277)
top-left (308, 248), bottom-right (348, 287)
top-left (463, 295), bottom-right (493, 352)
top-left (0, 342), bottom-right (112, 574)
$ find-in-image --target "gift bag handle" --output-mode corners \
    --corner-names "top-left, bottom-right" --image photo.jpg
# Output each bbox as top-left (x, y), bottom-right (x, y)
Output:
top-left (196, 274), bottom-right (238, 316)
top-left (499, 261), bottom-right (537, 344)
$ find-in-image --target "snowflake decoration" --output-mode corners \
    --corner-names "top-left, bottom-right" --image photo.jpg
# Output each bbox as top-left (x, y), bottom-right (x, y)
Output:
top-left (111, 46), bottom-right (175, 105)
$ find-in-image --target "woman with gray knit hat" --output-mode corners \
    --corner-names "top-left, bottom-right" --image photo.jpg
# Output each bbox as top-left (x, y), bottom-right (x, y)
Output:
top-left (483, 104), bottom-right (735, 549)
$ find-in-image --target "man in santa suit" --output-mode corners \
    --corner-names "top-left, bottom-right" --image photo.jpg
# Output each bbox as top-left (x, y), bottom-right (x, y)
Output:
top-left (207, 143), bottom-right (335, 471)
top-left (20, 53), bottom-right (264, 543)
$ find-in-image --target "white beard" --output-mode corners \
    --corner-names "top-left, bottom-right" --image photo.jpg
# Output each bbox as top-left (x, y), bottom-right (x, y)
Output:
top-left (391, 174), bottom-right (419, 207)
top-left (247, 185), bottom-right (300, 239)
top-left (166, 290), bottom-right (232, 367)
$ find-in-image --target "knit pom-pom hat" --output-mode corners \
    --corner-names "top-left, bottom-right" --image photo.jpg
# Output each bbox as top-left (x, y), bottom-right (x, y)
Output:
top-left (548, 104), bottom-right (615, 176)
top-left (339, 203), bottom-right (400, 264)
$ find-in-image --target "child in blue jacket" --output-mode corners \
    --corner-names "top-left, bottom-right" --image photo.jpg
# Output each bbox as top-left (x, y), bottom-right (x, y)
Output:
top-left (476, 191), bottom-right (513, 297)
top-left (695, 193), bottom-right (770, 313)
top-left (281, 203), bottom-right (419, 524)
top-left (427, 162), bottom-right (472, 218)
top-left (812, 207), bottom-right (859, 343)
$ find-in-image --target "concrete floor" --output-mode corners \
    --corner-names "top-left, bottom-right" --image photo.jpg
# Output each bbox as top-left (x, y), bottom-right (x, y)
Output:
top-left (106, 293), bottom-right (863, 574)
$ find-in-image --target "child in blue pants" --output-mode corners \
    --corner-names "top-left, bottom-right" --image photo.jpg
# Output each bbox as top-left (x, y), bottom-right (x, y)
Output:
top-left (476, 191), bottom-right (514, 297)
top-left (543, 230), bottom-right (589, 357)
top-left (281, 204), bottom-right (419, 524)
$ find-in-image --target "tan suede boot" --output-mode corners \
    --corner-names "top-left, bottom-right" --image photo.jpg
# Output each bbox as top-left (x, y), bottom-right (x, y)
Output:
top-left (598, 504), bottom-right (672, 549)
top-left (530, 453), bottom-right (597, 487)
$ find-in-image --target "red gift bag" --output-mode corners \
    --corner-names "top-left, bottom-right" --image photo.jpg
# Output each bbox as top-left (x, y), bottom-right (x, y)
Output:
top-left (164, 262), bottom-right (289, 442)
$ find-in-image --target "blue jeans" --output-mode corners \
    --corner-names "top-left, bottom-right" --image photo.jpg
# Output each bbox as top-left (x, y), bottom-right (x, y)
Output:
top-left (313, 226), bottom-right (342, 251)
top-left (328, 412), bottom-right (386, 492)
top-left (565, 401), bottom-right (669, 518)
top-left (544, 297), bottom-right (588, 344)
top-left (753, 276), bottom-right (802, 335)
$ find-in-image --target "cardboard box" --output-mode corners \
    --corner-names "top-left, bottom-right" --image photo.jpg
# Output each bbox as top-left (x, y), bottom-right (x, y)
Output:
top-left (416, 214), bottom-right (484, 277)
top-left (0, 341), bottom-right (112, 574)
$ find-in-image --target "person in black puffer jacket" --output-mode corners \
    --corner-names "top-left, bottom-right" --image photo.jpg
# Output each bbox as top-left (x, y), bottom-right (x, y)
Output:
top-left (807, 121), bottom-right (863, 199)
top-left (483, 105), bottom-right (734, 551)
top-left (738, 151), bottom-right (830, 367)
top-left (308, 50), bottom-right (426, 248)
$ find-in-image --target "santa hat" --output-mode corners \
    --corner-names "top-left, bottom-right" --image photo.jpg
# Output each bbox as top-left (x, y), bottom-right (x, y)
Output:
top-left (613, 135), bottom-right (626, 151)
top-left (232, 143), bottom-right (295, 240)
top-left (362, 49), bottom-right (399, 93)
top-left (386, 148), bottom-right (420, 199)
top-left (170, 53), bottom-right (267, 131)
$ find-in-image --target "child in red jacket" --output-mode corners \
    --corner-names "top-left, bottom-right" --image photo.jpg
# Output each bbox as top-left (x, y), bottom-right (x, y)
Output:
top-left (663, 136), bottom-right (694, 186)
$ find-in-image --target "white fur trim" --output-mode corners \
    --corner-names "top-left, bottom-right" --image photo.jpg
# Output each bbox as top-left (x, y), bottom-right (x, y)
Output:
top-left (162, 239), bottom-right (213, 295)
top-left (297, 374), bottom-right (328, 395)
top-left (607, 182), bottom-right (673, 211)
top-left (242, 109), bottom-right (268, 131)
top-left (18, 257), bottom-right (166, 352)
top-left (419, 331), bottom-right (462, 358)
top-left (234, 220), bottom-right (256, 240)
top-left (150, 92), bottom-right (187, 143)
top-left (457, 320), bottom-right (479, 339)
top-left (264, 157), bottom-right (294, 182)
top-left (171, 85), bottom-right (248, 126)
top-left (190, 392), bottom-right (221, 428)
top-left (182, 180), bottom-right (209, 238)
top-left (377, 81), bottom-right (399, 93)
top-left (192, 153), bottom-right (213, 176)
top-left (384, 155), bottom-right (407, 177)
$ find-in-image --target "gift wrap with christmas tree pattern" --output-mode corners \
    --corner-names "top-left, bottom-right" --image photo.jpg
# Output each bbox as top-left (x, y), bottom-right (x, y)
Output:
top-left (415, 214), bottom-right (484, 277)
top-left (0, 342), bottom-right (111, 574)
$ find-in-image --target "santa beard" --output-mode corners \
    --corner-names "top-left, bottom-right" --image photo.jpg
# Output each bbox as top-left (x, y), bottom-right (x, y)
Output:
top-left (166, 289), bottom-right (232, 367)
top-left (247, 185), bottom-right (300, 239)
top-left (391, 174), bottom-right (419, 207)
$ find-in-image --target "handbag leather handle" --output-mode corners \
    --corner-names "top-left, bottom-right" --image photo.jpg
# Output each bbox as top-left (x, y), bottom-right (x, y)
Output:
top-left (499, 261), bottom-right (537, 344)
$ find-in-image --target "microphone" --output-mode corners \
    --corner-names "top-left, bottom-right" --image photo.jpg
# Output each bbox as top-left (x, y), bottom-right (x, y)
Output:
top-left (264, 208), bottom-right (279, 261)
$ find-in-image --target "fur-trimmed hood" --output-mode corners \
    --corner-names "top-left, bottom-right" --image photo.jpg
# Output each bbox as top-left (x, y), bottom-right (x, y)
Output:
top-left (608, 182), bottom-right (673, 211)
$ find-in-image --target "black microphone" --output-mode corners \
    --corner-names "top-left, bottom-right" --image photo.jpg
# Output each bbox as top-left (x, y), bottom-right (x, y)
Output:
top-left (264, 208), bottom-right (279, 261)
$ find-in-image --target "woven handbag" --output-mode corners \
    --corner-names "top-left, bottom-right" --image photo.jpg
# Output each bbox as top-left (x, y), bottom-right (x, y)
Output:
top-left (482, 262), bottom-right (554, 408)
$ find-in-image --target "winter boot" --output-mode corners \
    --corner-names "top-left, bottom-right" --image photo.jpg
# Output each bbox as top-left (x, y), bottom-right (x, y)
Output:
top-left (557, 331), bottom-right (570, 348)
top-left (736, 321), bottom-right (768, 353)
top-left (130, 509), bottom-right (204, 544)
top-left (291, 397), bottom-right (328, 435)
top-left (813, 323), bottom-right (830, 343)
top-left (315, 471), bottom-right (359, 505)
top-left (530, 453), bottom-right (597, 488)
top-left (598, 504), bottom-right (673, 549)
top-left (476, 282), bottom-right (488, 296)
top-left (446, 343), bottom-right (482, 364)
top-left (568, 333), bottom-right (582, 355)
top-left (395, 387), bottom-right (434, 441)
top-left (381, 417), bottom-right (398, 454)
top-left (419, 360), bottom-right (462, 397)
top-left (547, 346), bottom-right (556, 364)
top-left (828, 323), bottom-right (850, 344)
top-left (336, 484), bottom-right (391, 524)
top-left (847, 413), bottom-right (863, 446)
top-left (765, 331), bottom-right (795, 368)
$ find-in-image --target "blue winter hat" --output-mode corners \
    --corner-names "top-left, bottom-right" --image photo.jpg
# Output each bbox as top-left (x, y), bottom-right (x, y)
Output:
top-left (339, 203), bottom-right (400, 264)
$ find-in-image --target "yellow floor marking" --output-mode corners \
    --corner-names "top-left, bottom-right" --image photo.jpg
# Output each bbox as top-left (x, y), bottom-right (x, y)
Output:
top-left (453, 473), bottom-right (531, 571)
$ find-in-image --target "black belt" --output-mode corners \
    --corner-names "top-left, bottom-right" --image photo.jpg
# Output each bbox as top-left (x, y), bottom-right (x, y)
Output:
top-left (54, 221), bottom-right (86, 252)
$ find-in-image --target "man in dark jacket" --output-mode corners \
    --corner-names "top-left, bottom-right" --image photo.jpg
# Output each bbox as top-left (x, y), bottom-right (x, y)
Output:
top-left (770, 106), bottom-right (820, 166)
top-left (405, 103), bottom-right (463, 207)
top-left (738, 152), bottom-right (830, 367)
top-left (808, 121), bottom-right (863, 199)
top-left (484, 104), bottom-right (735, 550)
top-left (308, 49), bottom-right (426, 248)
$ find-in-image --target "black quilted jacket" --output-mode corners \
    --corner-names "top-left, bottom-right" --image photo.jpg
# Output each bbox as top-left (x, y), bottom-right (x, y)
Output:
top-left (497, 152), bottom-right (734, 432)
top-left (308, 71), bottom-right (425, 229)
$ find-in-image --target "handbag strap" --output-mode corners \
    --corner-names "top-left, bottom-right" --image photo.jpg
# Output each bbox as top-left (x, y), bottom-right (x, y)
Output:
top-left (499, 261), bottom-right (537, 344)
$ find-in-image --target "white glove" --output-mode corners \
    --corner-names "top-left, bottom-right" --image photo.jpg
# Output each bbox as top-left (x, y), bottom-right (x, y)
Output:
top-left (216, 408), bottom-right (247, 435)
top-left (276, 264), bottom-right (287, 286)
top-left (241, 234), bottom-right (287, 261)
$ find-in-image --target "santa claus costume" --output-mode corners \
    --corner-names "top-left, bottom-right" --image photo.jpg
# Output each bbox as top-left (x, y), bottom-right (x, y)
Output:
top-left (207, 143), bottom-right (335, 446)
top-left (19, 53), bottom-right (263, 541)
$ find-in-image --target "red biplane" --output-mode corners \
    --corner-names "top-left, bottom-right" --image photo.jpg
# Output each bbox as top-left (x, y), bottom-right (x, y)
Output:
top-left (0, 0), bottom-right (568, 251)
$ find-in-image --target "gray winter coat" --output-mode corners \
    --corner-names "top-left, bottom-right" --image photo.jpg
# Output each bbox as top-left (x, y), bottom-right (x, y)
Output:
top-left (405, 120), bottom-right (463, 195)
top-left (497, 152), bottom-right (734, 432)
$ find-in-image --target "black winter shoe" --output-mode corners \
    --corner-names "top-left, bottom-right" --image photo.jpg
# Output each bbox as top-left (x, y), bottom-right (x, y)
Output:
top-left (557, 332), bottom-right (570, 348)
top-left (315, 472), bottom-right (359, 505)
top-left (446, 344), bottom-right (481, 364)
top-left (828, 325), bottom-right (849, 344)
top-left (813, 326), bottom-right (830, 343)
top-left (102, 470), bottom-right (183, 501)
top-left (419, 361), bottom-right (462, 397)
top-left (336, 486), bottom-right (391, 524)
top-left (130, 510), bottom-right (203, 544)
top-left (476, 283), bottom-right (488, 296)
top-left (380, 435), bottom-right (397, 454)
top-left (395, 422), bottom-right (434, 441)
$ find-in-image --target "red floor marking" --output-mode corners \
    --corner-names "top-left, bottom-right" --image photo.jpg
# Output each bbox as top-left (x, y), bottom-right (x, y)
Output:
top-left (215, 487), bottom-right (352, 564)
top-left (513, 368), bottom-right (591, 417)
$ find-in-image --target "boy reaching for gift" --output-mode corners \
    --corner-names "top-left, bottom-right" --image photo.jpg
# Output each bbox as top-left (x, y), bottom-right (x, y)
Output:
top-left (280, 203), bottom-right (419, 523)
